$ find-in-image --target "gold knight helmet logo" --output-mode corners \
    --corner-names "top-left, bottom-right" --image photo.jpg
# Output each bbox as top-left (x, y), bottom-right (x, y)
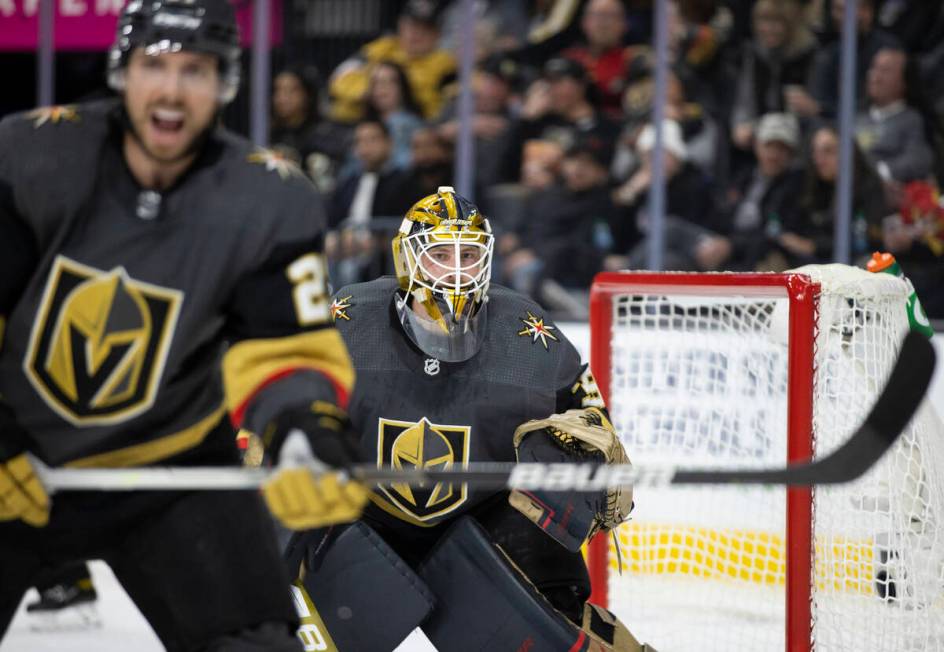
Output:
top-left (377, 417), bottom-right (470, 523)
top-left (25, 256), bottom-right (182, 426)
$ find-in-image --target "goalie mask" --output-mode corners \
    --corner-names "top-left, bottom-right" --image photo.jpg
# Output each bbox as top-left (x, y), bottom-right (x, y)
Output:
top-left (108, 0), bottom-right (242, 104)
top-left (393, 187), bottom-right (494, 362)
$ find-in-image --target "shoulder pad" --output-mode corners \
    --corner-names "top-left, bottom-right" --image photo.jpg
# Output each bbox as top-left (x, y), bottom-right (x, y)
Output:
top-left (0, 100), bottom-right (113, 151)
top-left (244, 146), bottom-right (309, 183)
top-left (331, 277), bottom-right (398, 324)
top-left (0, 100), bottom-right (115, 238)
top-left (488, 285), bottom-right (565, 351)
top-left (21, 105), bottom-right (82, 129)
top-left (210, 131), bottom-right (325, 241)
top-left (212, 129), bottom-right (309, 187)
top-left (480, 284), bottom-right (582, 388)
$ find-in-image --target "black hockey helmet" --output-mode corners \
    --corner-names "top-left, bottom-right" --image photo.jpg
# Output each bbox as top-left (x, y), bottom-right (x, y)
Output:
top-left (108, 0), bottom-right (241, 103)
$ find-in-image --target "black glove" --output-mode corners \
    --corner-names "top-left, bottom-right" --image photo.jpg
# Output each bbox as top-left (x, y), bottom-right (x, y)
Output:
top-left (263, 401), bottom-right (364, 469)
top-left (261, 401), bottom-right (367, 530)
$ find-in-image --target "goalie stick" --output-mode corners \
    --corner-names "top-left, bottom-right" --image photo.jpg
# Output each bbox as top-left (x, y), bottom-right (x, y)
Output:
top-left (32, 331), bottom-right (935, 492)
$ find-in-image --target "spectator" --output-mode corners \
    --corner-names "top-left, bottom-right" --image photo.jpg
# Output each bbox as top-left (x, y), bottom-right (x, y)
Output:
top-left (914, 8), bottom-right (944, 119)
top-left (607, 119), bottom-right (727, 272)
top-left (779, 123), bottom-right (890, 267)
top-left (788, 0), bottom-right (900, 119)
top-left (501, 137), bottom-right (618, 315)
top-left (731, 0), bottom-right (816, 151)
top-left (510, 0), bottom-right (587, 67)
top-left (520, 139), bottom-right (566, 191)
top-left (512, 56), bottom-right (621, 178)
top-left (329, 0), bottom-right (456, 122)
top-left (437, 54), bottom-right (522, 190)
top-left (489, 139), bottom-right (566, 248)
top-left (669, 0), bottom-right (734, 71)
top-left (855, 47), bottom-right (934, 185)
top-left (722, 113), bottom-right (805, 270)
top-left (404, 126), bottom-right (454, 199)
top-left (438, 0), bottom-right (531, 54)
top-left (365, 61), bottom-right (425, 170)
top-left (561, 0), bottom-right (652, 117)
top-left (881, 181), bottom-right (944, 317)
top-left (328, 120), bottom-right (415, 286)
top-left (667, 0), bottom-right (735, 117)
top-left (269, 65), bottom-right (350, 193)
top-left (855, 0), bottom-right (942, 57)
top-left (615, 69), bottom-right (720, 181)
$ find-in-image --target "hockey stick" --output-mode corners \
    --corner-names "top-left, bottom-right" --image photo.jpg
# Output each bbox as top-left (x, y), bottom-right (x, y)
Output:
top-left (33, 331), bottom-right (935, 492)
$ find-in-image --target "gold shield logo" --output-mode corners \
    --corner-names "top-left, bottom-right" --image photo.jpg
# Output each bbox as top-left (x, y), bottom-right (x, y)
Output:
top-left (376, 417), bottom-right (470, 522)
top-left (24, 256), bottom-right (183, 426)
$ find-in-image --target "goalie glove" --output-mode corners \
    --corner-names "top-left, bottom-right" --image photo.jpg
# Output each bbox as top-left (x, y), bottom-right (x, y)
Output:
top-left (510, 407), bottom-right (633, 552)
top-left (0, 402), bottom-right (50, 527)
top-left (261, 401), bottom-right (368, 531)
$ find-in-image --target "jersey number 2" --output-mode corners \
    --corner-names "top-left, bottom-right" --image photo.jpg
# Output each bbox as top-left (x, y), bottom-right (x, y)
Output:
top-left (287, 253), bottom-right (330, 326)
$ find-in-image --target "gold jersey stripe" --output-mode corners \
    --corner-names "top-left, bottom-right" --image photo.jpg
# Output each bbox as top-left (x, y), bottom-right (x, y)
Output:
top-left (367, 492), bottom-right (440, 528)
top-left (222, 329), bottom-right (354, 418)
top-left (291, 581), bottom-right (339, 652)
top-left (65, 404), bottom-right (225, 468)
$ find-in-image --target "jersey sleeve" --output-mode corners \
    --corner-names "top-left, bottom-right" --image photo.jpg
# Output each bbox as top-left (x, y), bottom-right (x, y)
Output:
top-left (550, 321), bottom-right (608, 419)
top-left (555, 362), bottom-right (608, 415)
top-left (221, 182), bottom-right (355, 436)
top-left (0, 114), bottom-right (43, 440)
top-left (0, 115), bottom-right (40, 349)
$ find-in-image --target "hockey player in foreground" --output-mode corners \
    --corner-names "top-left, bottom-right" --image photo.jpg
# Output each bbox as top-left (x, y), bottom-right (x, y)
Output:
top-left (284, 187), bottom-right (650, 651)
top-left (0, 0), bottom-right (365, 649)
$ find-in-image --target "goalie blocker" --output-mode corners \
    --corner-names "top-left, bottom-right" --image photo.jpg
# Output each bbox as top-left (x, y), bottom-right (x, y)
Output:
top-left (511, 407), bottom-right (633, 552)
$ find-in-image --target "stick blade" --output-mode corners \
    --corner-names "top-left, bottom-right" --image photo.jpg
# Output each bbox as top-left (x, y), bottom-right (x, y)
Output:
top-left (673, 331), bottom-right (936, 486)
top-left (856, 330), bottom-right (936, 461)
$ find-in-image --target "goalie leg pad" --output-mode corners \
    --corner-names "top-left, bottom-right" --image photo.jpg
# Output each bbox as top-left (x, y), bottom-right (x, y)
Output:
top-left (583, 602), bottom-right (658, 652)
top-left (475, 493), bottom-right (592, 624)
top-left (418, 515), bottom-right (596, 651)
top-left (297, 521), bottom-right (435, 651)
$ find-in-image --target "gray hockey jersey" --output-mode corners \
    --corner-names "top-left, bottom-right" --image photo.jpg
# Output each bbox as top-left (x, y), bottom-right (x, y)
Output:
top-left (331, 277), bottom-right (604, 532)
top-left (0, 100), bottom-right (353, 467)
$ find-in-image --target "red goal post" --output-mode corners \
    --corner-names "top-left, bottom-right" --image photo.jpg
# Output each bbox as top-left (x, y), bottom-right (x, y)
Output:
top-left (588, 271), bottom-right (818, 651)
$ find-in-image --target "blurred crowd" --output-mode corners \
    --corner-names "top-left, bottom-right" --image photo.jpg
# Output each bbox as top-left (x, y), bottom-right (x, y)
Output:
top-left (201, 0), bottom-right (944, 318)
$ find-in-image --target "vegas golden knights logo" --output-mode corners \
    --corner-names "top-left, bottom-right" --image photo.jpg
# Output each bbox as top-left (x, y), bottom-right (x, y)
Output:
top-left (377, 417), bottom-right (470, 522)
top-left (25, 256), bottom-right (183, 426)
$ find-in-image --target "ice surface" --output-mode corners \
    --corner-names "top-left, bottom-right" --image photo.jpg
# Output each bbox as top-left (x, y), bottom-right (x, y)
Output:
top-left (1, 561), bottom-right (435, 651)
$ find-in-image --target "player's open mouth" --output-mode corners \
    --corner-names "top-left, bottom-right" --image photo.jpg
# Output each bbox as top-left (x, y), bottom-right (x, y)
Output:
top-left (150, 108), bottom-right (185, 133)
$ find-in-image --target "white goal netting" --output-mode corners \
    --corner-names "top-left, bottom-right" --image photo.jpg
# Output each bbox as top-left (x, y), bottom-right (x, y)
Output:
top-left (595, 265), bottom-right (944, 652)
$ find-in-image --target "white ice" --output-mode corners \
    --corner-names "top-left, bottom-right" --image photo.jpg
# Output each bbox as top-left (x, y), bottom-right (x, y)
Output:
top-left (1, 560), bottom-right (436, 651)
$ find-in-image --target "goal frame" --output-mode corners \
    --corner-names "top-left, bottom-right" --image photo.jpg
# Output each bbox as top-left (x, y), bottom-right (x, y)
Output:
top-left (587, 271), bottom-right (819, 652)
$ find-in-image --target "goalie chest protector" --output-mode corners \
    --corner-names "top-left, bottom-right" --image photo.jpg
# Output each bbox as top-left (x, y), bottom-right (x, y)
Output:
top-left (332, 277), bottom-right (583, 531)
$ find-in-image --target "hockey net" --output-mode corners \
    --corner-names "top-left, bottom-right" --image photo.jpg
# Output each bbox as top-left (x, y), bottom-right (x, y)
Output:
top-left (587, 265), bottom-right (944, 652)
